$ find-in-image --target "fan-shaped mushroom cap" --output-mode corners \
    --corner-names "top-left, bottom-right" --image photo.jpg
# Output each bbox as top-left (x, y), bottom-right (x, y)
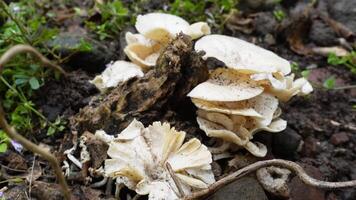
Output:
top-left (196, 117), bottom-right (268, 157)
top-left (268, 76), bottom-right (313, 102)
top-left (124, 43), bottom-right (162, 69)
top-left (197, 117), bottom-right (249, 146)
top-left (136, 13), bottom-right (190, 43)
top-left (125, 32), bottom-right (156, 46)
top-left (188, 68), bottom-right (264, 102)
top-left (135, 13), bottom-right (210, 43)
top-left (195, 35), bottom-right (291, 75)
top-left (96, 119), bottom-right (215, 199)
top-left (184, 22), bottom-right (211, 40)
top-left (192, 98), bottom-right (263, 118)
top-left (90, 61), bottom-right (144, 92)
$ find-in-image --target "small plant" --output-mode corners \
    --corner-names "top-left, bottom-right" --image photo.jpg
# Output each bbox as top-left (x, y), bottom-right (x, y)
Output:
top-left (290, 62), bottom-right (311, 79)
top-left (323, 76), bottom-right (336, 89)
top-left (85, 0), bottom-right (129, 40)
top-left (273, 9), bottom-right (286, 22)
top-left (0, 0), bottom-right (69, 142)
top-left (0, 130), bottom-right (9, 152)
top-left (327, 51), bottom-right (356, 74)
top-left (169, 0), bottom-right (238, 30)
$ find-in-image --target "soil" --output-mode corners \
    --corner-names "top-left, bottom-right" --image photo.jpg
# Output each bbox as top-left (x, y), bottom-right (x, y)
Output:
top-left (1, 0), bottom-right (355, 200)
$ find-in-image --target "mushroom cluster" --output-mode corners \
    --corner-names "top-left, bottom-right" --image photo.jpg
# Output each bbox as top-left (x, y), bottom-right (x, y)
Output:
top-left (95, 119), bottom-right (215, 200)
top-left (188, 34), bottom-right (313, 157)
top-left (91, 13), bottom-right (211, 92)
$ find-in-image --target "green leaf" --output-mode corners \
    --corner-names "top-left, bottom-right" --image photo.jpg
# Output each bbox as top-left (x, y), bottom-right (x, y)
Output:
top-left (323, 76), bottom-right (336, 89)
top-left (0, 143), bottom-right (8, 153)
top-left (47, 126), bottom-right (55, 136)
top-left (301, 70), bottom-right (310, 78)
top-left (15, 78), bottom-right (28, 85)
top-left (29, 77), bottom-right (40, 90)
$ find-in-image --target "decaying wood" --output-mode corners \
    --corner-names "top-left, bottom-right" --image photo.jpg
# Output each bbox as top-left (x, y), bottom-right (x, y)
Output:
top-left (71, 34), bottom-right (209, 134)
top-left (0, 45), bottom-right (71, 200)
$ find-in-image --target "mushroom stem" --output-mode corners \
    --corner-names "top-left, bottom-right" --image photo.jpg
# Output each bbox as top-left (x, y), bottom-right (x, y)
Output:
top-left (0, 45), bottom-right (70, 200)
top-left (184, 159), bottom-right (356, 200)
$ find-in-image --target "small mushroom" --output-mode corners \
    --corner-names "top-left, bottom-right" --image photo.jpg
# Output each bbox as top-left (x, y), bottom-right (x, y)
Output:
top-left (90, 61), bottom-right (144, 92)
top-left (124, 13), bottom-right (211, 69)
top-left (96, 119), bottom-right (215, 200)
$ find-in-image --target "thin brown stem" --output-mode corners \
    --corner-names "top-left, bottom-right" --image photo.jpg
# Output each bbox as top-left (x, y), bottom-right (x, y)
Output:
top-left (0, 45), bottom-right (70, 199)
top-left (166, 162), bottom-right (185, 198)
top-left (184, 159), bottom-right (356, 200)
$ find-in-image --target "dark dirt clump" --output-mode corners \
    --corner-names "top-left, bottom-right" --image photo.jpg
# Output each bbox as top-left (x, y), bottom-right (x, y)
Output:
top-left (282, 89), bottom-right (356, 199)
top-left (33, 70), bottom-right (98, 122)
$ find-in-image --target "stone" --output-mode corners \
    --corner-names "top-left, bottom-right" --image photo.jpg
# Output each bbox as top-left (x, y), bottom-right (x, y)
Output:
top-left (309, 19), bottom-right (338, 46)
top-left (4, 185), bottom-right (28, 200)
top-left (254, 12), bottom-right (278, 35)
top-left (301, 136), bottom-right (319, 157)
top-left (47, 33), bottom-right (119, 73)
top-left (272, 127), bottom-right (302, 159)
top-left (330, 132), bottom-right (349, 145)
top-left (209, 176), bottom-right (268, 200)
top-left (288, 164), bottom-right (325, 200)
top-left (327, 0), bottom-right (356, 33)
top-left (31, 181), bottom-right (64, 200)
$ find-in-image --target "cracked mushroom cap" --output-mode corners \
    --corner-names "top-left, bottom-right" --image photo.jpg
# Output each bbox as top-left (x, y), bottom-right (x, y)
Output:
top-left (188, 68), bottom-right (264, 102)
top-left (90, 60), bottom-right (144, 92)
top-left (95, 119), bottom-right (215, 200)
top-left (195, 34), bottom-right (291, 75)
top-left (135, 13), bottom-right (210, 43)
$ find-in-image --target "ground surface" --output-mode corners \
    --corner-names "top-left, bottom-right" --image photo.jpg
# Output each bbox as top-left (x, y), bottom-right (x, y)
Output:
top-left (0, 0), bottom-right (355, 200)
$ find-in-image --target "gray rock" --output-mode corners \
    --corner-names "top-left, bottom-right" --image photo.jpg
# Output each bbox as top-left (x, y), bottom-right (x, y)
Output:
top-left (209, 176), bottom-right (268, 200)
top-left (272, 127), bottom-right (302, 159)
top-left (254, 12), bottom-right (278, 35)
top-left (309, 19), bottom-right (338, 46)
top-left (327, 0), bottom-right (356, 33)
top-left (47, 33), bottom-right (119, 73)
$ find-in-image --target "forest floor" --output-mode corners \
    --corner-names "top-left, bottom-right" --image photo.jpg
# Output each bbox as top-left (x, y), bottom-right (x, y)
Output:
top-left (0, 0), bottom-right (355, 200)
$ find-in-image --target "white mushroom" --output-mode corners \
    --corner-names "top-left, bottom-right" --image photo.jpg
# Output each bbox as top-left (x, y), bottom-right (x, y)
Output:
top-left (96, 119), bottom-right (215, 200)
top-left (135, 13), bottom-right (210, 43)
top-left (90, 61), bottom-right (144, 92)
top-left (188, 68), bottom-right (264, 102)
top-left (124, 13), bottom-right (211, 69)
top-left (195, 34), bottom-right (291, 75)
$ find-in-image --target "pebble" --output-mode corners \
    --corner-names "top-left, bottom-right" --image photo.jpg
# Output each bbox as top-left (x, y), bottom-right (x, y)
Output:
top-left (209, 176), bottom-right (268, 200)
top-left (330, 132), bottom-right (349, 145)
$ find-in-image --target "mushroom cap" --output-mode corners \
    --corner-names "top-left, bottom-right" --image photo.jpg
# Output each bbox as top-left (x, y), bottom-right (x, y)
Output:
top-left (195, 35), bottom-right (291, 75)
top-left (136, 13), bottom-right (190, 42)
top-left (90, 60), bottom-right (144, 92)
top-left (96, 119), bottom-right (215, 199)
top-left (267, 76), bottom-right (313, 102)
top-left (124, 43), bottom-right (161, 69)
top-left (135, 13), bottom-right (210, 43)
top-left (188, 68), bottom-right (264, 102)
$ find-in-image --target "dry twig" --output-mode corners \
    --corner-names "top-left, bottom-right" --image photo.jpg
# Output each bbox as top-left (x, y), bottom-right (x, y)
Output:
top-left (0, 45), bottom-right (71, 199)
top-left (184, 159), bottom-right (356, 200)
